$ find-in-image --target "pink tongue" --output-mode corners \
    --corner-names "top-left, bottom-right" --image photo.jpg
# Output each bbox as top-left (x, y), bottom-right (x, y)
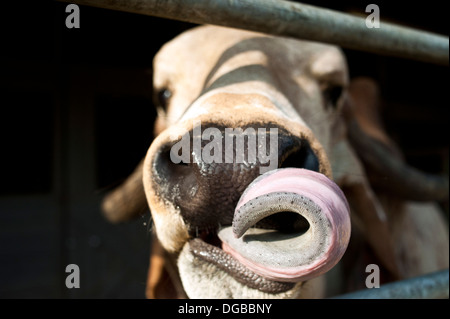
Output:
top-left (218, 168), bottom-right (351, 282)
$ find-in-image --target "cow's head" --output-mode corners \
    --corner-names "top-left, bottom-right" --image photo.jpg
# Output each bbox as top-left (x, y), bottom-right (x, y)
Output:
top-left (143, 26), bottom-right (355, 298)
top-left (102, 25), bottom-right (448, 299)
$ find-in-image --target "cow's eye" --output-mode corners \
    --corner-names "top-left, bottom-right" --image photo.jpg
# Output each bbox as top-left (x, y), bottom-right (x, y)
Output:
top-left (156, 88), bottom-right (172, 110)
top-left (323, 85), bottom-right (343, 109)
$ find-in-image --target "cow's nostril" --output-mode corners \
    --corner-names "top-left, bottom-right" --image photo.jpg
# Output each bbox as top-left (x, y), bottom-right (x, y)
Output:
top-left (279, 141), bottom-right (320, 172)
top-left (153, 145), bottom-right (199, 202)
top-left (177, 161), bottom-right (189, 166)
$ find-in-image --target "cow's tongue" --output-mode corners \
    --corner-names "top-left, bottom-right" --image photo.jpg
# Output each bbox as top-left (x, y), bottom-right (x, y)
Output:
top-left (218, 168), bottom-right (351, 282)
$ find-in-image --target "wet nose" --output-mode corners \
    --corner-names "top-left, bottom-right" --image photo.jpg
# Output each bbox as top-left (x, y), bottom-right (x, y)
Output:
top-left (151, 122), bottom-right (320, 233)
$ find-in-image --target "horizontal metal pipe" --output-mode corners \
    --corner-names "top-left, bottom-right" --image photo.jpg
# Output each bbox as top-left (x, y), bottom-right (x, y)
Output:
top-left (58, 0), bottom-right (448, 65)
top-left (332, 269), bottom-right (449, 299)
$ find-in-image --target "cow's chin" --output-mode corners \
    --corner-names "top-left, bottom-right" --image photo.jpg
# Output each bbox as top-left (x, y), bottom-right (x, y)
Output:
top-left (177, 241), bottom-right (325, 299)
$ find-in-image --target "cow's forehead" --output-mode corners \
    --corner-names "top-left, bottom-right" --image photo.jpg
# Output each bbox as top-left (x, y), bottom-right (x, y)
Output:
top-left (153, 25), bottom-right (346, 87)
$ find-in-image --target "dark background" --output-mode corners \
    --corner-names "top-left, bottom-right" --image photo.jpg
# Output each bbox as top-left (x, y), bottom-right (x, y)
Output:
top-left (0, 0), bottom-right (448, 298)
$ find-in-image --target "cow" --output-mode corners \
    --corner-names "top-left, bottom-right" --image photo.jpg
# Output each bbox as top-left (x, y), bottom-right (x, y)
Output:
top-left (101, 25), bottom-right (449, 298)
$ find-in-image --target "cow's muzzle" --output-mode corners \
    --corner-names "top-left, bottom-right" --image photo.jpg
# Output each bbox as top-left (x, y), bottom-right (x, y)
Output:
top-left (148, 121), bottom-right (350, 293)
top-left (152, 123), bottom-right (320, 231)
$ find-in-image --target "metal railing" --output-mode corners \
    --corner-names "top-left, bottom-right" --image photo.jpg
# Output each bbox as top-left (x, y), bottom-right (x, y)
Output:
top-left (58, 0), bottom-right (448, 65)
top-left (332, 269), bottom-right (449, 299)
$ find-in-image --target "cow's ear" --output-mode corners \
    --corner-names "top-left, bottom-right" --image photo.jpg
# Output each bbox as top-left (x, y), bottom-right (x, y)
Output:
top-left (101, 159), bottom-right (148, 223)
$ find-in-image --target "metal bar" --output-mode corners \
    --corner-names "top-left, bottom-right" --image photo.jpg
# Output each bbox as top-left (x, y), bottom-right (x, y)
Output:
top-left (332, 269), bottom-right (449, 299)
top-left (58, 0), bottom-right (448, 65)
